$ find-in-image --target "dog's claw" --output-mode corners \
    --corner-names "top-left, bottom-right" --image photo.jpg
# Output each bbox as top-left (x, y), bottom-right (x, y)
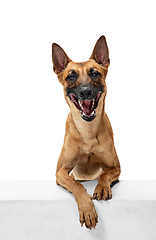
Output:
top-left (79, 201), bottom-right (98, 229)
top-left (90, 195), bottom-right (93, 200)
top-left (93, 193), bottom-right (96, 199)
top-left (93, 184), bottom-right (112, 201)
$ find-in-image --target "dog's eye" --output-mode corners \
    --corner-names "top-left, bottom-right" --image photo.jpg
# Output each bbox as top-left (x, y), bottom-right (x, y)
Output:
top-left (91, 71), bottom-right (99, 77)
top-left (66, 71), bottom-right (78, 82)
top-left (88, 69), bottom-right (101, 80)
top-left (68, 75), bottom-right (76, 81)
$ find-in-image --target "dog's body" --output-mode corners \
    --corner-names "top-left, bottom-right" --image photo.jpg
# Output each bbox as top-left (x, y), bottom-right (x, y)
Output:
top-left (52, 36), bottom-right (121, 229)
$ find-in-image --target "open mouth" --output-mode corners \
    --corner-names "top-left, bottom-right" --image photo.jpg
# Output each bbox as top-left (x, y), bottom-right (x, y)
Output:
top-left (69, 92), bottom-right (102, 122)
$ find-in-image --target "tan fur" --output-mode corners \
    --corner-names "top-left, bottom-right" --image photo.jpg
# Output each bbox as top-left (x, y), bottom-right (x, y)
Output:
top-left (52, 36), bottom-right (121, 229)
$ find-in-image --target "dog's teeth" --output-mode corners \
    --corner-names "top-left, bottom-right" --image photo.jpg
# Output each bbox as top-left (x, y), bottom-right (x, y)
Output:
top-left (91, 111), bottom-right (94, 116)
top-left (79, 100), bottom-right (86, 112)
top-left (82, 111), bottom-right (95, 117)
top-left (92, 99), bottom-right (95, 107)
top-left (78, 100), bottom-right (83, 109)
top-left (82, 112), bottom-right (87, 117)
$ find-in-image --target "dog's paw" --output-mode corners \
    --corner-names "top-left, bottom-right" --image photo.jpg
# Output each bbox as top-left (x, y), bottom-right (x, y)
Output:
top-left (93, 184), bottom-right (112, 201)
top-left (78, 200), bottom-right (98, 229)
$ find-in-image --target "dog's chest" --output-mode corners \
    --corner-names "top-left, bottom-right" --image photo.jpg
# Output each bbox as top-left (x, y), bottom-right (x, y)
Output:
top-left (80, 137), bottom-right (98, 154)
top-left (75, 121), bottom-right (100, 154)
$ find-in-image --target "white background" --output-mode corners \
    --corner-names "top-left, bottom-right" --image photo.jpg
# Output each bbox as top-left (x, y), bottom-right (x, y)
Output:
top-left (0, 0), bottom-right (156, 180)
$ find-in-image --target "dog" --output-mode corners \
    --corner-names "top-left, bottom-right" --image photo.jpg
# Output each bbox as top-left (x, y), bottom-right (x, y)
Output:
top-left (52, 36), bottom-right (121, 229)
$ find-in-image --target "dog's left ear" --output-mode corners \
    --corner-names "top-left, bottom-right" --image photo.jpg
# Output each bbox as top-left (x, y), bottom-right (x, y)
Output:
top-left (90, 35), bottom-right (110, 68)
top-left (52, 43), bottom-right (71, 74)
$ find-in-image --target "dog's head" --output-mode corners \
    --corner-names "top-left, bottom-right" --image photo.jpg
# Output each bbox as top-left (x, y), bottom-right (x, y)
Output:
top-left (52, 36), bottom-right (110, 122)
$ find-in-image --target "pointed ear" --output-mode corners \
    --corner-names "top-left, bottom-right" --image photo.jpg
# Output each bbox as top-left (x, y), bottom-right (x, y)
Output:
top-left (90, 35), bottom-right (110, 68)
top-left (52, 43), bottom-right (71, 74)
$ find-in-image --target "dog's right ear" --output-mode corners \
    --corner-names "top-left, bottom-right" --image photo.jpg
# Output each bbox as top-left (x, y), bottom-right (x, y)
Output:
top-left (52, 43), bottom-right (71, 74)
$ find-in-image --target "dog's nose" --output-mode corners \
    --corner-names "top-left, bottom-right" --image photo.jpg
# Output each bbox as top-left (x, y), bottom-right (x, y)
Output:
top-left (78, 87), bottom-right (94, 100)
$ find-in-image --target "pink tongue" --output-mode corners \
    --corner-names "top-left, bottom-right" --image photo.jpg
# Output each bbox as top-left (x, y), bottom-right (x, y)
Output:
top-left (80, 100), bottom-right (94, 115)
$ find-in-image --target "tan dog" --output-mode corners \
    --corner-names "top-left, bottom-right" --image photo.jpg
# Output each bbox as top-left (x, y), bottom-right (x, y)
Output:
top-left (52, 36), bottom-right (121, 229)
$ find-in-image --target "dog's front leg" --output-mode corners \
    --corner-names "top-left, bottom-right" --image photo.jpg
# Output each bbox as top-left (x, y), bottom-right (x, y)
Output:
top-left (93, 143), bottom-right (121, 201)
top-left (93, 166), bottom-right (120, 201)
top-left (56, 151), bottom-right (98, 229)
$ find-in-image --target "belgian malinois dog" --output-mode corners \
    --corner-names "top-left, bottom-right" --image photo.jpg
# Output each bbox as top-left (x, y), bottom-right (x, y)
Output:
top-left (52, 36), bottom-right (121, 229)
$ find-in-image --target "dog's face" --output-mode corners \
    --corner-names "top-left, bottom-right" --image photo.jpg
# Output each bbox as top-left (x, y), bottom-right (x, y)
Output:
top-left (52, 36), bottom-right (110, 122)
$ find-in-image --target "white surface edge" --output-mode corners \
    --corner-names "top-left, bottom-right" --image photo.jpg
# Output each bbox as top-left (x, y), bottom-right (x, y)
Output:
top-left (0, 180), bottom-right (156, 201)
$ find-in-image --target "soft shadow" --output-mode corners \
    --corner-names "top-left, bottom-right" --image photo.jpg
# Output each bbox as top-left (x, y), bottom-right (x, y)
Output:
top-left (110, 179), bottom-right (119, 188)
top-left (88, 204), bottom-right (106, 239)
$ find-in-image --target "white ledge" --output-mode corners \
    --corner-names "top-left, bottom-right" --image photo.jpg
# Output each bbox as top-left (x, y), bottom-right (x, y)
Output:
top-left (0, 180), bottom-right (156, 240)
top-left (0, 180), bottom-right (156, 200)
